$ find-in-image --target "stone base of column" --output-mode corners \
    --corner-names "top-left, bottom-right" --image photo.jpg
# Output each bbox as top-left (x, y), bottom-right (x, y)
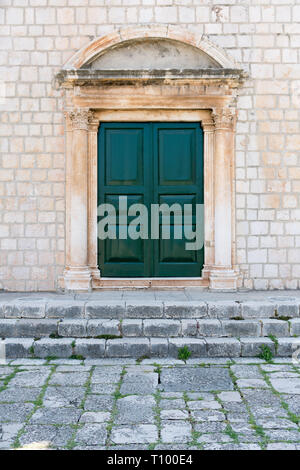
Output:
top-left (63, 266), bottom-right (92, 291)
top-left (209, 267), bottom-right (239, 292)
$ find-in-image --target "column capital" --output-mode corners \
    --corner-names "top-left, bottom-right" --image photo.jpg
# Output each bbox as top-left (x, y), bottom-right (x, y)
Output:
top-left (201, 119), bottom-right (215, 133)
top-left (212, 107), bottom-right (236, 131)
top-left (65, 108), bottom-right (94, 131)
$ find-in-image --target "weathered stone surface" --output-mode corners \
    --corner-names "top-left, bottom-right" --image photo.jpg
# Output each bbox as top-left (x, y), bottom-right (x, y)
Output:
top-left (168, 338), bottom-right (206, 357)
top-left (120, 372), bottom-right (158, 395)
top-left (289, 318), bottom-right (300, 336)
top-left (50, 371), bottom-right (89, 386)
top-left (126, 302), bottom-right (163, 319)
top-left (18, 319), bottom-right (58, 338)
top-left (46, 301), bottom-right (85, 319)
top-left (207, 301), bottom-right (239, 319)
top-left (143, 319), bottom-right (181, 337)
top-left (181, 319), bottom-right (198, 336)
top-left (150, 338), bottom-right (168, 357)
top-left (86, 319), bottom-right (121, 337)
top-left (160, 367), bottom-right (233, 392)
top-left (270, 378), bottom-right (300, 394)
top-left (106, 338), bottom-right (150, 358)
top-left (34, 338), bottom-right (73, 358)
top-left (222, 320), bottom-right (261, 337)
top-left (85, 301), bottom-right (125, 319)
top-left (261, 319), bottom-right (289, 337)
top-left (4, 338), bottom-right (34, 358)
top-left (0, 403), bottom-right (35, 423)
top-left (79, 412), bottom-right (111, 423)
top-left (9, 369), bottom-right (50, 387)
top-left (164, 301), bottom-right (206, 319)
top-left (218, 391), bottom-right (242, 402)
top-left (241, 302), bottom-right (275, 319)
top-left (121, 320), bottom-right (142, 337)
top-left (58, 320), bottom-right (87, 337)
top-left (115, 395), bottom-right (155, 424)
top-left (76, 424), bottom-right (107, 445)
top-left (43, 386), bottom-right (86, 408)
top-left (74, 338), bottom-right (105, 358)
top-left (30, 407), bottom-right (82, 425)
top-left (277, 338), bottom-right (300, 357)
top-left (240, 337), bottom-right (275, 357)
top-left (0, 319), bottom-right (18, 337)
top-left (206, 338), bottom-right (241, 357)
top-left (198, 319), bottom-right (222, 337)
top-left (160, 409), bottom-right (189, 420)
top-left (110, 425), bottom-right (158, 444)
top-left (19, 425), bottom-right (74, 448)
top-left (0, 387), bottom-right (41, 403)
top-left (161, 421), bottom-right (192, 443)
top-left (84, 395), bottom-right (114, 411)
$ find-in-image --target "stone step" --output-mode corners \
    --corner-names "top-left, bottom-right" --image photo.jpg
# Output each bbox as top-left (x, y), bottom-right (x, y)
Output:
top-left (1, 336), bottom-right (300, 359)
top-left (0, 298), bottom-right (299, 320)
top-left (1, 317), bottom-right (300, 339)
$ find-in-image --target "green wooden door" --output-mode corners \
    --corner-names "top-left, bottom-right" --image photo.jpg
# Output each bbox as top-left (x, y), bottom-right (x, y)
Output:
top-left (98, 123), bottom-right (204, 277)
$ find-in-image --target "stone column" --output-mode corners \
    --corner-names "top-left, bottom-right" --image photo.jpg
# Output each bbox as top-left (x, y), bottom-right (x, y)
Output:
top-left (209, 107), bottom-right (238, 291)
top-left (63, 109), bottom-right (93, 291)
top-left (88, 118), bottom-right (101, 282)
top-left (201, 119), bottom-right (215, 280)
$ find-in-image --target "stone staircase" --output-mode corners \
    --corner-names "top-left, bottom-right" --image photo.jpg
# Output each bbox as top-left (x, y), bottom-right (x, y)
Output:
top-left (1, 291), bottom-right (300, 359)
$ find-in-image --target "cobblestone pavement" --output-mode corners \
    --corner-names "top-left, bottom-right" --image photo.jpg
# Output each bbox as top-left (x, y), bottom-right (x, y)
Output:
top-left (0, 358), bottom-right (300, 450)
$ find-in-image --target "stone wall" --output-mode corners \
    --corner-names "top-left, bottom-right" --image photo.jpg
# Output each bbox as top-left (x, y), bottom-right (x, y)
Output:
top-left (1, 0), bottom-right (300, 290)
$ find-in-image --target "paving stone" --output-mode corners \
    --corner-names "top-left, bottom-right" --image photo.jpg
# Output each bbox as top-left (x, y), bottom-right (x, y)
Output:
top-left (150, 338), bottom-right (168, 357)
top-left (191, 410), bottom-right (225, 422)
top-left (250, 406), bottom-right (288, 419)
top-left (206, 338), bottom-right (241, 357)
top-left (19, 425), bottom-right (74, 448)
top-left (79, 412), bottom-right (111, 423)
top-left (160, 367), bottom-right (233, 392)
top-left (45, 301), bottom-right (85, 319)
top-left (230, 365), bottom-right (262, 379)
top-left (270, 377), bottom-right (300, 394)
top-left (85, 301), bottom-right (125, 319)
top-left (30, 407), bottom-right (82, 424)
top-left (115, 395), bottom-right (155, 424)
top-left (87, 319), bottom-right (121, 337)
top-left (203, 443), bottom-right (261, 450)
top-left (264, 429), bottom-right (300, 442)
top-left (106, 338), bottom-right (150, 358)
top-left (4, 338), bottom-right (34, 358)
top-left (198, 319), bottom-right (222, 337)
top-left (164, 301), bottom-right (207, 319)
top-left (92, 367), bottom-right (121, 383)
top-left (186, 392), bottom-right (215, 401)
top-left (49, 371), bottom-right (89, 386)
top-left (168, 338), bottom-right (206, 358)
top-left (256, 417), bottom-right (298, 429)
top-left (126, 302), bottom-right (163, 319)
top-left (90, 383), bottom-right (117, 394)
top-left (0, 387), bottom-right (41, 403)
top-left (121, 320), bottom-right (142, 337)
top-left (207, 301), bottom-right (239, 319)
top-left (237, 378), bottom-right (269, 388)
top-left (110, 425), bottom-right (158, 444)
top-left (160, 409), bottom-right (189, 420)
top-left (0, 403), bottom-right (35, 423)
top-left (188, 400), bottom-right (221, 410)
top-left (282, 395), bottom-right (300, 414)
top-left (58, 320), bottom-right (87, 338)
top-left (76, 424), bottom-right (107, 445)
top-left (198, 433), bottom-right (234, 444)
top-left (242, 390), bottom-right (282, 407)
top-left (194, 421), bottom-right (227, 433)
top-left (261, 319), bottom-right (289, 337)
top-left (160, 399), bottom-right (186, 410)
top-left (9, 370), bottom-right (50, 387)
top-left (161, 421), bottom-right (192, 443)
top-left (222, 320), bottom-right (261, 337)
top-left (43, 386), bottom-right (86, 408)
top-left (267, 443), bottom-right (297, 450)
top-left (218, 391), bottom-right (242, 402)
top-left (84, 395), bottom-right (114, 411)
top-left (34, 338), bottom-right (73, 358)
top-left (240, 337), bottom-right (275, 357)
top-left (107, 445), bottom-right (149, 450)
top-left (74, 339), bottom-right (105, 358)
top-left (143, 319), bottom-right (181, 337)
top-left (120, 372), bottom-right (158, 395)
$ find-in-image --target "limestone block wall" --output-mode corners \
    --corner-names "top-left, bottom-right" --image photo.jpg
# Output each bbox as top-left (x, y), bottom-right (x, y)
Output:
top-left (0, 0), bottom-right (300, 291)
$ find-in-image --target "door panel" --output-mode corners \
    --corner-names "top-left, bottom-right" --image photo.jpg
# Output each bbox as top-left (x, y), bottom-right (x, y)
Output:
top-left (98, 122), bottom-right (204, 277)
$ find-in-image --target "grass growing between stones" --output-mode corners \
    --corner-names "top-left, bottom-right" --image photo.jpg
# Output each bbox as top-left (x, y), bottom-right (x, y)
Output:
top-left (183, 391), bottom-right (202, 450)
top-left (178, 346), bottom-right (191, 363)
top-left (105, 367), bottom-right (126, 445)
top-left (258, 344), bottom-right (274, 363)
top-left (12, 364), bottom-right (57, 449)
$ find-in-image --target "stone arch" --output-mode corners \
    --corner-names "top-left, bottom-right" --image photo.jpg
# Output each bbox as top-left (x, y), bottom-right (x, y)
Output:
top-left (63, 25), bottom-right (237, 70)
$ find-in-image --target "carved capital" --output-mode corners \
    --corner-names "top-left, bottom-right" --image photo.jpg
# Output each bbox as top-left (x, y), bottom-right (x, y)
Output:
top-left (212, 107), bottom-right (235, 130)
top-left (65, 109), bottom-right (94, 131)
